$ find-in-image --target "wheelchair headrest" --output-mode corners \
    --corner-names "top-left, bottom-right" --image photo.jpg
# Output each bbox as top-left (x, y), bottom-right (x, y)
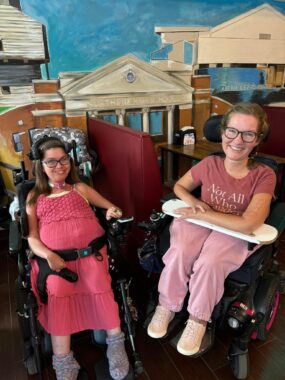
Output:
top-left (16, 180), bottom-right (35, 238)
top-left (27, 136), bottom-right (73, 161)
top-left (203, 115), bottom-right (223, 142)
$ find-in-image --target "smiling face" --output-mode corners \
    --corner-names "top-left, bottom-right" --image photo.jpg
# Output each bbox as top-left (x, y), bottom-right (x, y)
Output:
top-left (222, 113), bottom-right (260, 163)
top-left (42, 147), bottom-right (71, 184)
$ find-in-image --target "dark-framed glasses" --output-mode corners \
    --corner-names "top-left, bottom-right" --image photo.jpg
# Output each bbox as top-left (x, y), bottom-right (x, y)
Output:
top-left (224, 127), bottom-right (261, 143)
top-left (42, 155), bottom-right (71, 168)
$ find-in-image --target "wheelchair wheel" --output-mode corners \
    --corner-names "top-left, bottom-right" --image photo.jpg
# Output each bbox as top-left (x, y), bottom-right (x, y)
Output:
top-left (24, 353), bottom-right (39, 375)
top-left (255, 274), bottom-right (280, 340)
top-left (15, 278), bottom-right (31, 340)
top-left (91, 329), bottom-right (107, 345)
top-left (228, 344), bottom-right (249, 380)
top-left (41, 329), bottom-right (53, 356)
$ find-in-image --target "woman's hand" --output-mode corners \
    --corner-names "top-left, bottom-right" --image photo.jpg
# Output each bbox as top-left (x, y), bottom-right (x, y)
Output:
top-left (106, 206), bottom-right (122, 220)
top-left (46, 252), bottom-right (66, 272)
top-left (175, 201), bottom-right (211, 218)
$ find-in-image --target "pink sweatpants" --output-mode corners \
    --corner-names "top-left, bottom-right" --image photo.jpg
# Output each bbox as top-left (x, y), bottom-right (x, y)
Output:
top-left (158, 218), bottom-right (256, 321)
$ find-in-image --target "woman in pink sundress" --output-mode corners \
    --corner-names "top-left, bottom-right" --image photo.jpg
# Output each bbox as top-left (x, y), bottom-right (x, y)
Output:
top-left (26, 138), bottom-right (129, 380)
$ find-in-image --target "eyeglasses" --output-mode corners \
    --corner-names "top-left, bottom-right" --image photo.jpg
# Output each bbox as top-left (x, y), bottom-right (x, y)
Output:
top-left (224, 127), bottom-right (261, 143)
top-left (42, 155), bottom-right (71, 168)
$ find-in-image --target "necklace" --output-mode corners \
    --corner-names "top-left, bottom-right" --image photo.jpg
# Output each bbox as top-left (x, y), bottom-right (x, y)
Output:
top-left (48, 181), bottom-right (66, 190)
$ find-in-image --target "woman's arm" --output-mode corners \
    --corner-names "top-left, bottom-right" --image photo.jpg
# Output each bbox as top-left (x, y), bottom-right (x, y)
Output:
top-left (75, 182), bottom-right (122, 219)
top-left (26, 194), bottom-right (66, 272)
top-left (175, 192), bottom-right (272, 235)
top-left (174, 171), bottom-right (211, 213)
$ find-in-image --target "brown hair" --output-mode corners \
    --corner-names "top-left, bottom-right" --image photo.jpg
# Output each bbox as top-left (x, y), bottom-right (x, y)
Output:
top-left (28, 139), bottom-right (79, 205)
top-left (221, 102), bottom-right (269, 141)
top-left (221, 102), bottom-right (269, 168)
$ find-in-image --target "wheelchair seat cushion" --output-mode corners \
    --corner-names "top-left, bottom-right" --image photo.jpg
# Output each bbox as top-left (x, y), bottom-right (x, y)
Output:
top-left (226, 244), bottom-right (272, 285)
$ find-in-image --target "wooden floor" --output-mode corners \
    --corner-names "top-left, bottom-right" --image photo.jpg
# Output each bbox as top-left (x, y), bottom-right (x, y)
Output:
top-left (1, 226), bottom-right (285, 380)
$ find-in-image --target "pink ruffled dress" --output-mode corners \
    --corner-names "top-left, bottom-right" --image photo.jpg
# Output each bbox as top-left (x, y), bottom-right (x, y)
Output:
top-left (30, 188), bottom-right (120, 336)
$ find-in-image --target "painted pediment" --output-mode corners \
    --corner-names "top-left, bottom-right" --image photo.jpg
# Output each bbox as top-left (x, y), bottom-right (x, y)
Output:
top-left (59, 54), bottom-right (193, 98)
top-left (202, 4), bottom-right (285, 39)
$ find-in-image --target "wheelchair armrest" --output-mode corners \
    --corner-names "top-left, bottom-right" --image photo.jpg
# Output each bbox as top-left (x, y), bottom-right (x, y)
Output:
top-left (266, 202), bottom-right (285, 236)
top-left (9, 220), bottom-right (22, 255)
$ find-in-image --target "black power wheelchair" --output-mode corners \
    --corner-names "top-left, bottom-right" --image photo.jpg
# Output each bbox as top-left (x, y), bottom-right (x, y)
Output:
top-left (9, 127), bottom-right (143, 380)
top-left (137, 116), bottom-right (285, 380)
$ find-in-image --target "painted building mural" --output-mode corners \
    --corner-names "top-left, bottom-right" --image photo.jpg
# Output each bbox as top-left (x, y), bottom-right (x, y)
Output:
top-left (1, 0), bottom-right (285, 194)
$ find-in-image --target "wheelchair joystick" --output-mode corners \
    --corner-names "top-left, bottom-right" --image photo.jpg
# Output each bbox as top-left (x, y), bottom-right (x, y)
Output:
top-left (150, 210), bottom-right (160, 222)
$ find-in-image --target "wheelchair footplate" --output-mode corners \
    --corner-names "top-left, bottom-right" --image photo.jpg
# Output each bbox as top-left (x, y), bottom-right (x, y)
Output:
top-left (170, 322), bottom-right (215, 358)
top-left (95, 357), bottom-right (134, 380)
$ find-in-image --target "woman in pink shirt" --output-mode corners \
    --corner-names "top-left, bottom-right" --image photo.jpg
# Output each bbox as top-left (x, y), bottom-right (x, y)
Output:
top-left (147, 103), bottom-right (276, 356)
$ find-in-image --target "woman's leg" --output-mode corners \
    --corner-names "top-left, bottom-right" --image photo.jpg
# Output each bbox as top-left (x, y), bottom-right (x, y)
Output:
top-left (106, 327), bottom-right (129, 380)
top-left (177, 231), bottom-right (252, 356)
top-left (51, 335), bottom-right (80, 380)
top-left (51, 335), bottom-right (71, 355)
top-left (148, 220), bottom-right (211, 338)
top-left (188, 231), bottom-right (251, 321)
top-left (158, 219), bottom-right (211, 311)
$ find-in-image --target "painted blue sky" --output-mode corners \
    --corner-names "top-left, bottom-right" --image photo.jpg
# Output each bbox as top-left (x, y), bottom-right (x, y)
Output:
top-left (20, 0), bottom-right (285, 79)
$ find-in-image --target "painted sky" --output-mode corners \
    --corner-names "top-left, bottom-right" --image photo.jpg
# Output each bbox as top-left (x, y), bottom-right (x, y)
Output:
top-left (20, 0), bottom-right (285, 79)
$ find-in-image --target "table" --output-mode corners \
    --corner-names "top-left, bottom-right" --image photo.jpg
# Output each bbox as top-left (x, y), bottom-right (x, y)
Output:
top-left (160, 140), bottom-right (285, 200)
top-left (160, 140), bottom-right (222, 184)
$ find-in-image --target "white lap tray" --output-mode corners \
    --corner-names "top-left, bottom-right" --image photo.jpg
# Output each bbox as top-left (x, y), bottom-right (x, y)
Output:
top-left (162, 199), bottom-right (278, 245)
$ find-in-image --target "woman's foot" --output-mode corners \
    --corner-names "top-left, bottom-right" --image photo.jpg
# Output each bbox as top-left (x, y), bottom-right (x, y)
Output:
top-left (52, 351), bottom-right (80, 380)
top-left (177, 317), bottom-right (207, 356)
top-left (106, 332), bottom-right (129, 380)
top-left (147, 305), bottom-right (175, 338)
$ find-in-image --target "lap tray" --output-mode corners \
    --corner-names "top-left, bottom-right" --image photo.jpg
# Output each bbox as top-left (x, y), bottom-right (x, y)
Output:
top-left (162, 199), bottom-right (278, 245)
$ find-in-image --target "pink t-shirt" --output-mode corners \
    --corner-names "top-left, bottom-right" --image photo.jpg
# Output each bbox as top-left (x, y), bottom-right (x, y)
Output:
top-left (190, 156), bottom-right (276, 216)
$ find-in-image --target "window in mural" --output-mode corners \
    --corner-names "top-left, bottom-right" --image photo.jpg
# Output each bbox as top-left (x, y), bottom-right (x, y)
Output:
top-left (1, 86), bottom-right (11, 95)
top-left (12, 133), bottom-right (22, 152)
top-left (184, 41), bottom-right (193, 65)
top-left (28, 128), bottom-right (36, 144)
top-left (127, 112), bottom-right (142, 131)
top-left (151, 44), bottom-right (173, 61)
top-left (259, 33), bottom-right (271, 40)
top-left (149, 111), bottom-right (163, 135)
top-left (102, 114), bottom-right (117, 124)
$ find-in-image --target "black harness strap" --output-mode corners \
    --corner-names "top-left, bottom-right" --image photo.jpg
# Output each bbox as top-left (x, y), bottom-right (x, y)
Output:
top-left (35, 234), bottom-right (107, 304)
top-left (54, 234), bottom-right (106, 261)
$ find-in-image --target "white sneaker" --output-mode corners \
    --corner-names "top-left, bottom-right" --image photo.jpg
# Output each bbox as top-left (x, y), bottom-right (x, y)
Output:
top-left (177, 318), bottom-right (206, 356)
top-left (147, 305), bottom-right (175, 338)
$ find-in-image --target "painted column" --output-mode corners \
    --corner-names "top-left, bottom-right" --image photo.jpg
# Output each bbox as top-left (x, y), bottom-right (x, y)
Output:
top-left (142, 108), bottom-right (149, 133)
top-left (116, 109), bottom-right (125, 126)
top-left (167, 105), bottom-right (175, 144)
top-left (166, 105), bottom-right (175, 183)
top-left (88, 110), bottom-right (99, 118)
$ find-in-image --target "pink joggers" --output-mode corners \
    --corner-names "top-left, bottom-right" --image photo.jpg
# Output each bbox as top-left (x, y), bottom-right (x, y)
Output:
top-left (158, 218), bottom-right (256, 321)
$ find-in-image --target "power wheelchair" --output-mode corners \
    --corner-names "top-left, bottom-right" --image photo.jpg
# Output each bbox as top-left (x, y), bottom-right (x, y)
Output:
top-left (137, 116), bottom-right (285, 380)
top-left (9, 128), bottom-right (143, 380)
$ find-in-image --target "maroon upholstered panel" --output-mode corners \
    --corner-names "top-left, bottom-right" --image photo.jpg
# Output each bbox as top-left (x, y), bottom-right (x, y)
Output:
top-left (87, 118), bottom-right (162, 223)
top-left (260, 106), bottom-right (285, 157)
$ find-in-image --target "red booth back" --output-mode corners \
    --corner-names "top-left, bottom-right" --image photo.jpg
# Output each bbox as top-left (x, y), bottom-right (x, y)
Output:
top-left (87, 118), bottom-right (162, 223)
top-left (260, 106), bottom-right (285, 157)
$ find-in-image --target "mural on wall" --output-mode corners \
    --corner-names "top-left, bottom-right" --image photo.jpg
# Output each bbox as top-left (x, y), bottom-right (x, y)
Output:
top-left (20, 0), bottom-right (285, 80)
top-left (1, 0), bottom-right (285, 193)
top-left (19, 0), bottom-right (285, 102)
